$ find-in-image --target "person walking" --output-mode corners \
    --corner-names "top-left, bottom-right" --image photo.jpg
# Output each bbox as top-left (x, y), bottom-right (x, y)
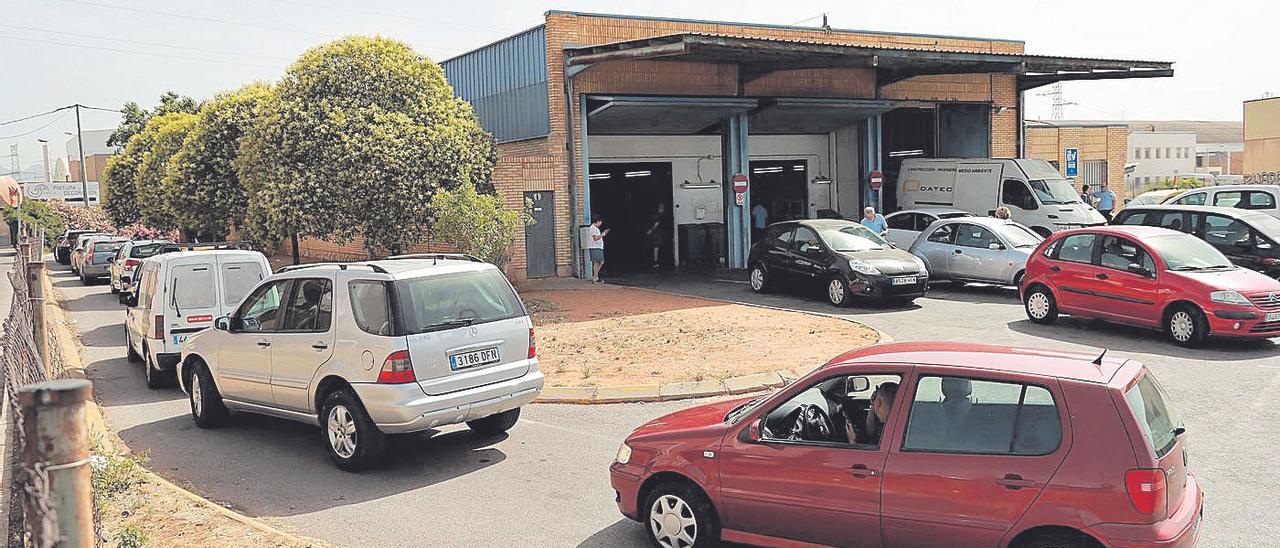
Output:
top-left (645, 203), bottom-right (669, 268)
top-left (1091, 182), bottom-right (1118, 223)
top-left (1080, 184), bottom-right (1092, 206)
top-left (587, 215), bottom-right (610, 283)
top-left (993, 206), bottom-right (1012, 220)
top-left (861, 206), bottom-right (889, 238)
top-left (751, 202), bottom-right (768, 243)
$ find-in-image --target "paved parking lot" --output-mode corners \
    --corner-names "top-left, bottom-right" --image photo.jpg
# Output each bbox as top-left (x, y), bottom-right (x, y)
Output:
top-left (51, 262), bottom-right (1280, 547)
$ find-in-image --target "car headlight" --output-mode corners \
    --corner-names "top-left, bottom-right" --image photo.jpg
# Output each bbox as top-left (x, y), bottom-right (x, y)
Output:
top-left (910, 255), bottom-right (927, 273)
top-left (615, 443), bottom-right (632, 465)
top-left (848, 258), bottom-right (882, 276)
top-left (1210, 290), bottom-right (1251, 305)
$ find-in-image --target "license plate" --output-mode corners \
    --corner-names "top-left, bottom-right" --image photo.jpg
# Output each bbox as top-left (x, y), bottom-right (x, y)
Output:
top-left (171, 334), bottom-right (187, 345)
top-left (1266, 312), bottom-right (1280, 323)
top-left (450, 347), bottom-right (500, 370)
top-left (892, 276), bottom-right (917, 286)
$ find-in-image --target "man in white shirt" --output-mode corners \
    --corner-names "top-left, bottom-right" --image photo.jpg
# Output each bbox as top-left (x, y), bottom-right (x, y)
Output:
top-left (587, 215), bottom-right (610, 282)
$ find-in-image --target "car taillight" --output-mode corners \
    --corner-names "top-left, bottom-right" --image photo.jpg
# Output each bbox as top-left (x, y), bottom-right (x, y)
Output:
top-left (85, 250), bottom-right (94, 263)
top-left (528, 327), bottom-right (537, 359)
top-left (377, 350), bottom-right (415, 384)
top-left (153, 315), bottom-right (165, 339)
top-left (124, 259), bottom-right (140, 269)
top-left (1125, 469), bottom-right (1167, 516)
top-left (1261, 257), bottom-right (1280, 266)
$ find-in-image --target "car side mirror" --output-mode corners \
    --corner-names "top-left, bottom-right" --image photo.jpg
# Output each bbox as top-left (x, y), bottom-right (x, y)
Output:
top-left (1127, 263), bottom-right (1153, 277)
top-left (1234, 240), bottom-right (1253, 249)
top-left (122, 292), bottom-right (138, 307)
top-left (848, 376), bottom-right (871, 394)
top-left (213, 316), bottom-right (230, 331)
top-left (744, 419), bottom-right (763, 443)
top-left (988, 242), bottom-right (1005, 251)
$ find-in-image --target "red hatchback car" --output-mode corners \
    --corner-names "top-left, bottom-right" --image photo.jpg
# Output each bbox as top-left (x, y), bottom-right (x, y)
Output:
top-left (610, 342), bottom-right (1201, 548)
top-left (1020, 225), bottom-right (1280, 347)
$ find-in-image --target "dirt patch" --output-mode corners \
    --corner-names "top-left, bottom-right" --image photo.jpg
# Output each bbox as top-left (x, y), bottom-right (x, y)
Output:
top-left (526, 284), bottom-right (878, 387)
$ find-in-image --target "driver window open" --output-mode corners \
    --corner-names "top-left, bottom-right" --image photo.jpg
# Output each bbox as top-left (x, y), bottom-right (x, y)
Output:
top-left (235, 280), bottom-right (289, 333)
top-left (761, 374), bottom-right (902, 448)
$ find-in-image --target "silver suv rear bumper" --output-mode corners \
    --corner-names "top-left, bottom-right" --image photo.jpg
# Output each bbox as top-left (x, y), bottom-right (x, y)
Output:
top-left (354, 366), bottom-right (545, 434)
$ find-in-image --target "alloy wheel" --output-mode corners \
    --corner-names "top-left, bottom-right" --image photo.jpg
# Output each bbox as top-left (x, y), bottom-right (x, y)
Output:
top-left (327, 405), bottom-right (358, 459)
top-left (1170, 311), bottom-right (1195, 342)
top-left (191, 374), bottom-right (204, 417)
top-left (649, 494), bottom-right (697, 548)
top-left (749, 268), bottom-right (765, 291)
top-left (827, 279), bottom-right (845, 305)
top-left (1027, 292), bottom-right (1051, 319)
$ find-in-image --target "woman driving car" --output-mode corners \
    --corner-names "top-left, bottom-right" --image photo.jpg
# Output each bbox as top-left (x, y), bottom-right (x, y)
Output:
top-left (849, 382), bottom-right (898, 446)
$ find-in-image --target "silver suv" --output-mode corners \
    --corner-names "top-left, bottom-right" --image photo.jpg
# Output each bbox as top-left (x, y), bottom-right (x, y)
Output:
top-left (177, 255), bottom-right (544, 471)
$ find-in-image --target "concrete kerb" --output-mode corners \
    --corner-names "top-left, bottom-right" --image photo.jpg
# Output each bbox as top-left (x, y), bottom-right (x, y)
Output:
top-left (533, 284), bottom-right (891, 404)
top-left (39, 264), bottom-right (322, 547)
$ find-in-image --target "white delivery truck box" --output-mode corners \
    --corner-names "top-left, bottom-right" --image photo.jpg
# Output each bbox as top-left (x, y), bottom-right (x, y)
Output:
top-left (896, 158), bottom-right (1106, 236)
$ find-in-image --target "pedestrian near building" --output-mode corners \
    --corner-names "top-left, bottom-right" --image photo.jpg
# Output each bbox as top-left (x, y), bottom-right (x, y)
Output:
top-left (587, 215), bottom-right (610, 282)
top-left (1080, 184), bottom-right (1092, 206)
top-left (751, 202), bottom-right (768, 243)
top-left (993, 206), bottom-right (1012, 220)
top-left (861, 206), bottom-right (888, 237)
top-left (1091, 182), bottom-right (1118, 223)
top-left (645, 203), bottom-right (669, 268)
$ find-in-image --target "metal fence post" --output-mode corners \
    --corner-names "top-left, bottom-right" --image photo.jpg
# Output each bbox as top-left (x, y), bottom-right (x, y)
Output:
top-left (18, 379), bottom-right (94, 548)
top-left (27, 261), bottom-right (49, 372)
top-left (18, 240), bottom-right (31, 273)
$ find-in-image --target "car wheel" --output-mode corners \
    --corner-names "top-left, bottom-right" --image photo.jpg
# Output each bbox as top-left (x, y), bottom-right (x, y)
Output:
top-left (1024, 286), bottom-right (1059, 324)
top-left (125, 331), bottom-right (142, 363)
top-left (189, 362), bottom-right (230, 428)
top-left (1015, 529), bottom-right (1099, 548)
top-left (143, 344), bottom-right (169, 389)
top-left (466, 408), bottom-right (520, 436)
top-left (321, 389), bottom-right (386, 472)
top-left (748, 265), bottom-right (771, 293)
top-left (1166, 304), bottom-right (1208, 348)
top-left (643, 481), bottom-right (720, 548)
top-left (826, 277), bottom-right (850, 307)
top-left (1013, 270), bottom-right (1026, 287)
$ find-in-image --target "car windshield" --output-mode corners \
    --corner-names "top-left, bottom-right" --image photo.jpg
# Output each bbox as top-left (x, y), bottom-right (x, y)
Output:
top-left (938, 211), bottom-right (973, 219)
top-left (995, 224), bottom-right (1043, 248)
top-left (395, 269), bottom-right (526, 334)
top-left (1029, 178), bottom-right (1082, 205)
top-left (818, 225), bottom-right (888, 252)
top-left (1250, 214), bottom-right (1280, 238)
top-left (1146, 234), bottom-right (1235, 271)
top-left (725, 394), bottom-right (770, 424)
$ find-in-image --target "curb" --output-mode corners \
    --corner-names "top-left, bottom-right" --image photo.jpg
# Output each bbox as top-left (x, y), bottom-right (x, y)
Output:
top-left (40, 264), bottom-right (323, 547)
top-left (533, 283), bottom-right (887, 404)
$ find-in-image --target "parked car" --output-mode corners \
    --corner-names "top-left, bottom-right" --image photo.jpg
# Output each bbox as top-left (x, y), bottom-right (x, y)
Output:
top-left (176, 255), bottom-right (545, 471)
top-left (123, 249), bottom-right (272, 388)
top-left (1113, 205), bottom-right (1280, 279)
top-left (748, 219), bottom-right (929, 306)
top-left (896, 158), bottom-right (1106, 237)
top-left (1021, 225), bottom-right (1280, 346)
top-left (78, 237), bottom-right (128, 285)
top-left (610, 342), bottom-right (1201, 548)
top-left (69, 232), bottom-right (107, 275)
top-left (109, 239), bottom-right (174, 295)
top-left (883, 207), bottom-right (974, 249)
top-left (1167, 184), bottom-right (1280, 219)
top-left (1123, 189), bottom-right (1181, 208)
top-left (908, 217), bottom-right (1043, 286)
top-left (55, 229), bottom-right (100, 265)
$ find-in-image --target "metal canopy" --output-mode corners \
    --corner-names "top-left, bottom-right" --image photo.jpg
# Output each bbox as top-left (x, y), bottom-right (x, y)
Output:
top-left (585, 96), bottom-right (757, 135)
top-left (564, 33), bottom-right (1173, 91)
top-left (750, 98), bottom-right (897, 134)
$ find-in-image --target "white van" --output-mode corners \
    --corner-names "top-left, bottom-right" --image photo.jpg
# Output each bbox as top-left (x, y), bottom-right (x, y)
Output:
top-left (896, 158), bottom-right (1106, 236)
top-left (1166, 184), bottom-right (1280, 219)
top-left (125, 249), bottom-right (272, 388)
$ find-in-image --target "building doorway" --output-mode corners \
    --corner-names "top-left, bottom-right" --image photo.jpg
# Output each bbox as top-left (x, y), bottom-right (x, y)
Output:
top-left (749, 160), bottom-right (809, 241)
top-left (881, 108), bottom-right (936, 213)
top-left (588, 162), bottom-right (674, 274)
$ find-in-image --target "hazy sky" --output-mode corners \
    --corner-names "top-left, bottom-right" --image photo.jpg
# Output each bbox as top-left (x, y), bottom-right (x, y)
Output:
top-left (3, 0), bottom-right (1276, 172)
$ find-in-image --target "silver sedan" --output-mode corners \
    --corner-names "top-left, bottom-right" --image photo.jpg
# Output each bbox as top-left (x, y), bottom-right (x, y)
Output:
top-left (884, 208), bottom-right (975, 249)
top-left (908, 217), bottom-right (1043, 286)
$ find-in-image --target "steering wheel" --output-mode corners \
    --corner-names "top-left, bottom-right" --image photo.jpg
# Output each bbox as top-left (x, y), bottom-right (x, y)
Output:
top-left (786, 404), bottom-right (834, 442)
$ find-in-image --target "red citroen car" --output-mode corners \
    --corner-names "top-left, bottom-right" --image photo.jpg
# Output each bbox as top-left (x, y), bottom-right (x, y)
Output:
top-left (610, 342), bottom-right (1201, 548)
top-left (1020, 225), bottom-right (1280, 347)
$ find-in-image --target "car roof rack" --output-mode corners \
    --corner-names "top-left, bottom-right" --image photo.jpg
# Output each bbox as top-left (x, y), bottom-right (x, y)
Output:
top-left (384, 253), bottom-right (484, 263)
top-left (158, 241), bottom-right (255, 253)
top-left (277, 262), bottom-right (390, 274)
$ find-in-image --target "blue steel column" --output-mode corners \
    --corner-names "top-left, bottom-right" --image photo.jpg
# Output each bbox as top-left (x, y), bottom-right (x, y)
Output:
top-left (578, 94), bottom-right (592, 278)
top-left (722, 113), bottom-right (750, 269)
top-left (864, 114), bottom-right (884, 210)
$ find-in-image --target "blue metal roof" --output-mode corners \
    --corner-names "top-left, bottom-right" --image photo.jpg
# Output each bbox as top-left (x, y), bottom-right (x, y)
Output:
top-left (442, 25), bottom-right (550, 144)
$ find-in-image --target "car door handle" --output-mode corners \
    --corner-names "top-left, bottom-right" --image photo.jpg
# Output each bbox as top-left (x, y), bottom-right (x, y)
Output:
top-left (256, 340), bottom-right (271, 348)
top-left (311, 343), bottom-right (329, 351)
top-left (848, 464), bottom-right (878, 478)
top-left (954, 249), bottom-right (963, 254)
top-left (1095, 273), bottom-right (1110, 280)
top-left (996, 474), bottom-right (1037, 490)
top-left (1050, 265), bottom-right (1062, 272)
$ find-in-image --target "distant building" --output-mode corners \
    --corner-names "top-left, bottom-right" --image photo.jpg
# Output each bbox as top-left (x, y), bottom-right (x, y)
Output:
top-left (1128, 132), bottom-right (1196, 189)
top-left (64, 129), bottom-right (115, 202)
top-left (1244, 97), bottom-right (1280, 183)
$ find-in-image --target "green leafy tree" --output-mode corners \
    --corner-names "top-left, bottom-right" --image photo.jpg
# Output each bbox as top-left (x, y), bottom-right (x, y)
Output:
top-left (429, 180), bottom-right (524, 267)
top-left (236, 36), bottom-right (497, 259)
top-left (167, 83), bottom-right (272, 240)
top-left (3, 201), bottom-right (66, 247)
top-left (106, 92), bottom-right (200, 149)
top-left (134, 112), bottom-right (198, 231)
top-left (102, 133), bottom-right (148, 226)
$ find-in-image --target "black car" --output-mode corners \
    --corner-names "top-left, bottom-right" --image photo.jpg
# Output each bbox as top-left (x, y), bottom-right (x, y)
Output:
top-left (1113, 205), bottom-right (1280, 278)
top-left (55, 229), bottom-right (100, 265)
top-left (748, 219), bottom-right (929, 306)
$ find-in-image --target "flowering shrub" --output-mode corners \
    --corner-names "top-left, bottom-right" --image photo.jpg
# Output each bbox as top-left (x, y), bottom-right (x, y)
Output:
top-left (49, 201), bottom-right (114, 232)
top-left (117, 221), bottom-right (181, 242)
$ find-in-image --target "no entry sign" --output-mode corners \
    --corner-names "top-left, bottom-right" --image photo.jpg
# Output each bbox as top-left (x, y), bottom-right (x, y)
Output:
top-left (732, 173), bottom-right (749, 193)
top-left (870, 170), bottom-right (884, 191)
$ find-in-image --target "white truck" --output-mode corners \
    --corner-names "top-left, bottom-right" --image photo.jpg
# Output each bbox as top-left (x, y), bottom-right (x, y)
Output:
top-left (896, 158), bottom-right (1106, 236)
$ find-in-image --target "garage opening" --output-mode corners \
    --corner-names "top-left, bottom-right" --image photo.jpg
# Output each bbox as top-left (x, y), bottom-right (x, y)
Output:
top-left (750, 159), bottom-right (809, 230)
top-left (882, 107), bottom-right (936, 213)
top-left (589, 162), bottom-right (675, 274)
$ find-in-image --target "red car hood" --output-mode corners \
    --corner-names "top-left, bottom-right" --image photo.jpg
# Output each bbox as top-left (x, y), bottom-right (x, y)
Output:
top-left (628, 397), bottom-right (757, 442)
top-left (1171, 267), bottom-right (1280, 294)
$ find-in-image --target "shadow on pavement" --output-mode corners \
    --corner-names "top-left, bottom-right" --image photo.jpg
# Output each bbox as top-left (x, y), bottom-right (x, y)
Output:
top-left (923, 282), bottom-right (1022, 305)
top-left (85, 357), bottom-right (184, 407)
top-left (1007, 318), bottom-right (1279, 361)
top-left (612, 273), bottom-right (924, 317)
top-left (576, 519), bottom-right (649, 548)
top-left (78, 323), bottom-right (124, 348)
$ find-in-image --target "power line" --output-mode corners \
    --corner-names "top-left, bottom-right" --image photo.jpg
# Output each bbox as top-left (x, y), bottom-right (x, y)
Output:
top-left (0, 110), bottom-right (72, 140)
top-left (0, 35), bottom-right (283, 69)
top-left (0, 106), bottom-right (72, 127)
top-left (0, 23), bottom-right (293, 62)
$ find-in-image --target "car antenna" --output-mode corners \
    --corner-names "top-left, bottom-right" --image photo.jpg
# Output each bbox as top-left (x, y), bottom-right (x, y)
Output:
top-left (1092, 349), bottom-right (1107, 366)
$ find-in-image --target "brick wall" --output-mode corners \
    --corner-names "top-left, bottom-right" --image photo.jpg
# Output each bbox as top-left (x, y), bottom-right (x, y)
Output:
top-left (1026, 125), bottom-right (1131, 197)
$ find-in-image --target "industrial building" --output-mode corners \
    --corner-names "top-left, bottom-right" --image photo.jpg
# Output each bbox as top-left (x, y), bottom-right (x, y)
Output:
top-left (1245, 97), bottom-right (1280, 182)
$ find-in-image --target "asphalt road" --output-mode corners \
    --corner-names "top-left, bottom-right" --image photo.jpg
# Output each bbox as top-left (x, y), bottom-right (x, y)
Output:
top-left (50, 261), bottom-right (1280, 547)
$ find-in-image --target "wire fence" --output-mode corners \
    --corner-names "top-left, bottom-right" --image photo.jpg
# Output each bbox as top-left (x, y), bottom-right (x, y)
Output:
top-left (2, 252), bottom-right (72, 547)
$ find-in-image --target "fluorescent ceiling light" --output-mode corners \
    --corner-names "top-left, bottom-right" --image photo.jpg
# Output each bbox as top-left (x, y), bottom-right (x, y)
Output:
top-left (624, 171), bottom-right (651, 177)
top-left (889, 149), bottom-right (925, 158)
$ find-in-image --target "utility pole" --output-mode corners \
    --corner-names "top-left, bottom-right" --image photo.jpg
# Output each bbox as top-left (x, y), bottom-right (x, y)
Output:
top-left (74, 104), bottom-right (90, 208)
top-left (37, 139), bottom-right (51, 183)
top-left (1037, 83), bottom-right (1077, 120)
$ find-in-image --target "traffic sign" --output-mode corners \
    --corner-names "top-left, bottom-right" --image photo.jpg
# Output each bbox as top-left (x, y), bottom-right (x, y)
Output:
top-left (1064, 148), bottom-right (1079, 178)
top-left (732, 173), bottom-right (748, 193)
top-left (869, 170), bottom-right (884, 191)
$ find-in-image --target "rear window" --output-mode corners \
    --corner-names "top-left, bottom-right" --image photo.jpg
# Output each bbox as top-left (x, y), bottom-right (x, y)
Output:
top-left (172, 264), bottom-right (216, 310)
top-left (349, 281), bottom-right (393, 335)
top-left (221, 262), bottom-right (265, 307)
top-left (93, 241), bottom-right (125, 253)
top-left (130, 244), bottom-right (166, 259)
top-left (395, 269), bottom-right (525, 334)
top-left (1124, 371), bottom-right (1182, 458)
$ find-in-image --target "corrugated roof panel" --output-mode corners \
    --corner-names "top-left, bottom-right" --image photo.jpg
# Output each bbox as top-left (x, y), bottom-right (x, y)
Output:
top-left (442, 25), bottom-right (550, 143)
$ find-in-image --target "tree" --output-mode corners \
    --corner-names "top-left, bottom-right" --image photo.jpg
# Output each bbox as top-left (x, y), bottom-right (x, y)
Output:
top-left (236, 36), bottom-right (497, 259)
top-left (429, 180), bottom-right (524, 267)
top-left (106, 92), bottom-right (200, 149)
top-left (134, 112), bottom-right (198, 231)
top-left (3, 201), bottom-right (66, 247)
top-left (102, 132), bottom-right (148, 226)
top-left (167, 83), bottom-right (271, 240)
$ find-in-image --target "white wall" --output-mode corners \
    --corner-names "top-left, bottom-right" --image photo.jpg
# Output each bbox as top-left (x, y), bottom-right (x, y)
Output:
top-left (1128, 132), bottom-right (1196, 184)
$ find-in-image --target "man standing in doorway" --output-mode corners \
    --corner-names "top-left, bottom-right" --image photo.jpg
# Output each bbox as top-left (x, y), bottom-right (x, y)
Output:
top-left (1091, 182), bottom-right (1117, 223)
top-left (861, 206), bottom-right (889, 238)
top-left (751, 201), bottom-right (768, 243)
top-left (645, 203), bottom-right (669, 269)
top-left (588, 215), bottom-right (610, 283)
